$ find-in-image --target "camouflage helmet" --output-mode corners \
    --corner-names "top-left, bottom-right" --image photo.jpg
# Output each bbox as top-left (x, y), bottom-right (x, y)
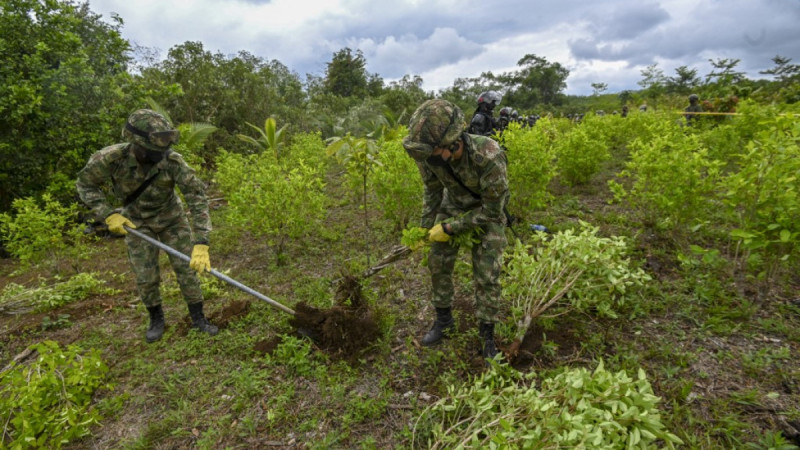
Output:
top-left (688, 94), bottom-right (699, 102)
top-left (122, 109), bottom-right (179, 152)
top-left (510, 109), bottom-right (519, 119)
top-left (499, 106), bottom-right (512, 117)
top-left (402, 99), bottom-right (465, 161)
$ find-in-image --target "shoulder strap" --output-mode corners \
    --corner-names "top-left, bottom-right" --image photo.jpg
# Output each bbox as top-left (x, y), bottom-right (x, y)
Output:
top-left (439, 162), bottom-right (515, 227)
top-left (441, 164), bottom-right (480, 199)
top-left (124, 150), bottom-right (172, 206)
top-left (124, 172), bottom-right (160, 206)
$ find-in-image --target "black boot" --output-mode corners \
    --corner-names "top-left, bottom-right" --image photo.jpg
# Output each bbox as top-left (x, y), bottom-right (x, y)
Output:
top-left (479, 322), bottom-right (499, 361)
top-left (421, 307), bottom-right (455, 346)
top-left (188, 302), bottom-right (218, 336)
top-left (146, 305), bottom-right (165, 343)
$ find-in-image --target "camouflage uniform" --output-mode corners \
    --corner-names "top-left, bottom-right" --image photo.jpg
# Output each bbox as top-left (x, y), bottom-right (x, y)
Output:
top-left (405, 101), bottom-right (510, 324)
top-left (76, 143), bottom-right (211, 308)
top-left (684, 95), bottom-right (703, 126)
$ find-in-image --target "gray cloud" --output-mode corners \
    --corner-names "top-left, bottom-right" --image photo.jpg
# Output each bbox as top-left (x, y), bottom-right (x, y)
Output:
top-left (88, 0), bottom-right (800, 95)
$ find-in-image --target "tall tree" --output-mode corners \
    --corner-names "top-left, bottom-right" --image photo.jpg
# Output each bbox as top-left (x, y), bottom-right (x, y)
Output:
top-left (0, 0), bottom-right (140, 209)
top-left (637, 63), bottom-right (666, 105)
top-left (591, 82), bottom-right (608, 96)
top-left (667, 66), bottom-right (701, 94)
top-left (501, 54), bottom-right (569, 108)
top-left (760, 55), bottom-right (800, 86)
top-left (324, 48), bottom-right (369, 98)
top-left (705, 58), bottom-right (746, 85)
top-left (143, 43), bottom-right (307, 154)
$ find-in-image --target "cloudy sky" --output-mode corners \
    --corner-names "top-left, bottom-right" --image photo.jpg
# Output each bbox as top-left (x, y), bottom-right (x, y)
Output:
top-left (88, 0), bottom-right (800, 95)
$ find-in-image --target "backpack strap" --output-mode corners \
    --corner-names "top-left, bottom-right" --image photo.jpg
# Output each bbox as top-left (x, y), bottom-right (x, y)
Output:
top-left (123, 150), bottom-right (172, 206)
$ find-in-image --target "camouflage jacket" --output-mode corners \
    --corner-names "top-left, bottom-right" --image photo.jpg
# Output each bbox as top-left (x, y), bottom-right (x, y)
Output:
top-left (415, 134), bottom-right (509, 234)
top-left (684, 104), bottom-right (703, 120)
top-left (76, 143), bottom-right (211, 244)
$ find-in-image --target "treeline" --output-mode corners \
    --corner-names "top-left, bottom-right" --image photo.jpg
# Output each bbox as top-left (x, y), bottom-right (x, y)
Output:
top-left (1, 0), bottom-right (798, 212)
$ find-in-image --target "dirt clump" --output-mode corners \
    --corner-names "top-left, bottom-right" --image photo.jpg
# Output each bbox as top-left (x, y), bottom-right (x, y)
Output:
top-left (289, 276), bottom-right (380, 360)
top-left (253, 336), bottom-right (282, 355)
top-left (209, 299), bottom-right (250, 328)
top-left (508, 323), bottom-right (580, 370)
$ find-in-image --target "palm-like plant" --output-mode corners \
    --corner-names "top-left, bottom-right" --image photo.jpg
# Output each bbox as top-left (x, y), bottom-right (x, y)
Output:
top-left (237, 117), bottom-right (288, 160)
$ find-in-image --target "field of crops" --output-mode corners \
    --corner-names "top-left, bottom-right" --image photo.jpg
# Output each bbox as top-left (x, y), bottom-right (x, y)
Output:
top-left (1, 101), bottom-right (799, 448)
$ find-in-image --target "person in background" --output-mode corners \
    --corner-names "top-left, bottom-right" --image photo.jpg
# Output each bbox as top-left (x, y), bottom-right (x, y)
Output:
top-left (468, 90), bottom-right (502, 136)
top-left (684, 93), bottom-right (703, 126)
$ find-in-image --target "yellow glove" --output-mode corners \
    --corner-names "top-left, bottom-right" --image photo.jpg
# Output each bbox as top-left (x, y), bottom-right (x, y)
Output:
top-left (428, 224), bottom-right (451, 242)
top-left (409, 227), bottom-right (428, 251)
top-left (189, 244), bottom-right (211, 274)
top-left (105, 213), bottom-right (136, 235)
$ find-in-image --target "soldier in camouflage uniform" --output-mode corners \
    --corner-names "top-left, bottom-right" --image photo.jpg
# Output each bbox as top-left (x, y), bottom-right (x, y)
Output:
top-left (403, 99), bottom-right (509, 361)
top-left (468, 91), bottom-right (502, 136)
top-left (684, 94), bottom-right (703, 126)
top-left (76, 109), bottom-right (218, 343)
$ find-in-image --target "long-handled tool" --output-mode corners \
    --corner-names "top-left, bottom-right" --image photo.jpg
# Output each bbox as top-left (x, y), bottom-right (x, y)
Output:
top-left (124, 226), bottom-right (295, 316)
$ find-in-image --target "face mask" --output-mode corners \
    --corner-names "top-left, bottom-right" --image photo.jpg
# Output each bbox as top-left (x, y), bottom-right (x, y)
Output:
top-left (426, 154), bottom-right (450, 167)
top-left (133, 145), bottom-right (167, 164)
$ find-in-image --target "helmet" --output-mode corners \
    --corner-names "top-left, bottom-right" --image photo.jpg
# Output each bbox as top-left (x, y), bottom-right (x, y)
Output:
top-left (688, 94), bottom-right (699, 102)
top-left (499, 106), bottom-right (512, 117)
top-left (477, 90), bottom-right (502, 107)
top-left (402, 99), bottom-right (465, 161)
top-left (510, 110), bottom-right (519, 119)
top-left (122, 109), bottom-right (179, 152)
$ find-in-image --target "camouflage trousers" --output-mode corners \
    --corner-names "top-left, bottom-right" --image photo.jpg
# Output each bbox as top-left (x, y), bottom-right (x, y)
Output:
top-left (428, 221), bottom-right (507, 323)
top-left (124, 215), bottom-right (203, 308)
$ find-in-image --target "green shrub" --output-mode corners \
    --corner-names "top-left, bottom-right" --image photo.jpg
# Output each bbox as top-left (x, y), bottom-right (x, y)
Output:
top-left (503, 120), bottom-right (557, 213)
top-left (0, 194), bottom-right (94, 271)
top-left (372, 136), bottom-right (423, 230)
top-left (720, 110), bottom-right (800, 276)
top-left (215, 145), bottom-right (327, 264)
top-left (413, 360), bottom-right (682, 449)
top-left (609, 125), bottom-right (722, 231)
top-left (0, 341), bottom-right (110, 449)
top-left (554, 118), bottom-right (611, 186)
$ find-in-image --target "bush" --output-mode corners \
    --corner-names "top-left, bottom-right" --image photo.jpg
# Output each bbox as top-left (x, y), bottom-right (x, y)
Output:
top-left (0, 341), bottom-right (110, 449)
top-left (215, 142), bottom-right (327, 264)
top-left (608, 124), bottom-right (722, 231)
top-left (0, 194), bottom-right (94, 271)
top-left (720, 109), bottom-right (800, 276)
top-left (372, 136), bottom-right (423, 230)
top-left (503, 120), bottom-right (557, 214)
top-left (554, 118), bottom-right (611, 186)
top-left (413, 360), bottom-right (682, 449)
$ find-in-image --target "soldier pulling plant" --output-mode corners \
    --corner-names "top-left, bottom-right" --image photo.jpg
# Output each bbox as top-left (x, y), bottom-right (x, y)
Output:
top-left (403, 99), bottom-right (510, 362)
top-left (76, 109), bottom-right (219, 343)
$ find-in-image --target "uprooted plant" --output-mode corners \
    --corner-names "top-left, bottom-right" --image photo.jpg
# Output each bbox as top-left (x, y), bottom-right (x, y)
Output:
top-left (504, 221), bottom-right (651, 357)
top-left (412, 360), bottom-right (683, 449)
